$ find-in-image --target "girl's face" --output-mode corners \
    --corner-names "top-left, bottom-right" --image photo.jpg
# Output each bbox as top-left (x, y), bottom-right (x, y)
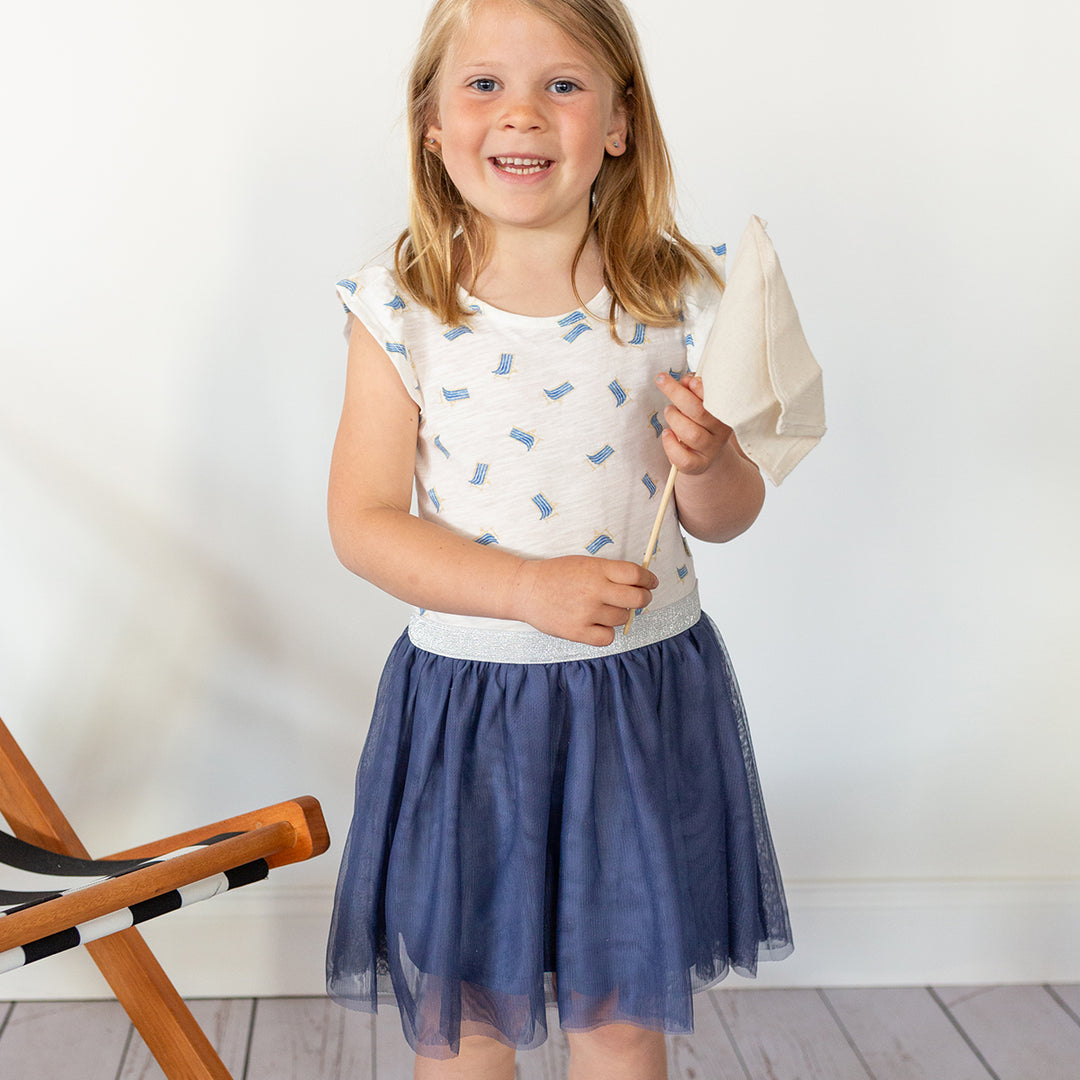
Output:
top-left (426, 0), bottom-right (626, 241)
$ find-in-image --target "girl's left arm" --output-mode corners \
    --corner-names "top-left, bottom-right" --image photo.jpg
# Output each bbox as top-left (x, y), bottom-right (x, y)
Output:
top-left (655, 372), bottom-right (765, 543)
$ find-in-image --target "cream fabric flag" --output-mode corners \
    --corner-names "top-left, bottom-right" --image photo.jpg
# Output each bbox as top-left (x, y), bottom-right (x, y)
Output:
top-left (697, 216), bottom-right (825, 485)
top-left (629, 216), bottom-right (826, 627)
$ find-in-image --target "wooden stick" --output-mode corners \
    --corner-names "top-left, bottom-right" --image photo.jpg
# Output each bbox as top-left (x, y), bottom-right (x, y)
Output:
top-left (624, 463), bottom-right (678, 634)
top-left (623, 250), bottom-right (729, 636)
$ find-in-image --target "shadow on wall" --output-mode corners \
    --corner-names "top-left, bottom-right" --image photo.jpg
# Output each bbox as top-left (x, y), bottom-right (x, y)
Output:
top-left (0, 408), bottom-right (393, 851)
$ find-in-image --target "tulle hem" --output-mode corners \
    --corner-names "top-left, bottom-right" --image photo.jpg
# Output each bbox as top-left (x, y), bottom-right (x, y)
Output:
top-left (352, 936), bottom-right (795, 1011)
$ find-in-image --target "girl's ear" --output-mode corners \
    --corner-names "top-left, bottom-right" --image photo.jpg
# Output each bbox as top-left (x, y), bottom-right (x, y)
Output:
top-left (606, 104), bottom-right (628, 157)
top-left (424, 121), bottom-right (443, 153)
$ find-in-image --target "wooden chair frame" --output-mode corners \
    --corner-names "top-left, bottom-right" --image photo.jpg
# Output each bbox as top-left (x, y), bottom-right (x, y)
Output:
top-left (0, 716), bottom-right (330, 1080)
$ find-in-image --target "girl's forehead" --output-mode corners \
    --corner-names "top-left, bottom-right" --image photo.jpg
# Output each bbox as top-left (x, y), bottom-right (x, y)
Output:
top-left (442, 0), bottom-right (605, 71)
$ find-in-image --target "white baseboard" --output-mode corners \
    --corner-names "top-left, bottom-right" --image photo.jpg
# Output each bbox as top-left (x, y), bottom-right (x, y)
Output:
top-left (749, 877), bottom-right (1080, 988)
top-left (4, 879), bottom-right (1079, 1000)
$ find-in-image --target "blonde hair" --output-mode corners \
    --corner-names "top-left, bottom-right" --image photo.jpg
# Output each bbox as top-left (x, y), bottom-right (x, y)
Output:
top-left (395, 0), bottom-right (721, 333)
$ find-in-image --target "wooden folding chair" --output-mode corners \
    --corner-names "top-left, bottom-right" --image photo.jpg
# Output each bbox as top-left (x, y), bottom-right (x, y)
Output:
top-left (0, 715), bottom-right (330, 1080)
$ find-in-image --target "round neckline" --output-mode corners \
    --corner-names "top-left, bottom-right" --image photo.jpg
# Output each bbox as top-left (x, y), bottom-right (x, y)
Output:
top-left (457, 283), bottom-right (610, 324)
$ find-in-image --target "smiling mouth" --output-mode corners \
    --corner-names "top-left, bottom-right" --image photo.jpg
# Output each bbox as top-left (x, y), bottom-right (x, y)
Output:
top-left (492, 156), bottom-right (553, 175)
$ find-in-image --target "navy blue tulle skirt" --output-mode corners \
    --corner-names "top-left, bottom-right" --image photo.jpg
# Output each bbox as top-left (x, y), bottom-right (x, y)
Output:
top-left (327, 613), bottom-right (792, 1058)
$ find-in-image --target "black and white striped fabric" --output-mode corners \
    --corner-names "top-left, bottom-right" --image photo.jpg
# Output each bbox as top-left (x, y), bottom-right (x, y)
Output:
top-left (0, 829), bottom-right (268, 974)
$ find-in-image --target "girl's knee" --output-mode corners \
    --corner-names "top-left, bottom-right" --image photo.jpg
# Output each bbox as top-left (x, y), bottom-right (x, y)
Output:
top-left (576, 1022), bottom-right (655, 1049)
top-left (413, 1035), bottom-right (515, 1080)
top-left (567, 1023), bottom-right (667, 1079)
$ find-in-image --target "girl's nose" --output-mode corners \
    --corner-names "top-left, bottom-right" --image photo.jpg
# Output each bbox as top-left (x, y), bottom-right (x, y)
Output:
top-left (499, 93), bottom-right (546, 132)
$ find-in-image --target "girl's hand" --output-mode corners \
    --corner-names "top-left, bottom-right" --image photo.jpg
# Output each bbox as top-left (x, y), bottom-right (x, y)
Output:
top-left (655, 373), bottom-right (733, 475)
top-left (653, 372), bottom-right (766, 543)
top-left (511, 556), bottom-right (658, 647)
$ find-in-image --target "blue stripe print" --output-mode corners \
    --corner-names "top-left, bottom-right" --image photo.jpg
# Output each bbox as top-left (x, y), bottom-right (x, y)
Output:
top-left (532, 493), bottom-right (554, 519)
top-left (443, 325), bottom-right (473, 341)
top-left (543, 381), bottom-right (574, 401)
top-left (586, 533), bottom-right (614, 555)
top-left (509, 428), bottom-right (536, 450)
top-left (427, 489), bottom-right (440, 513)
top-left (492, 353), bottom-right (514, 376)
top-left (562, 322), bottom-right (592, 344)
top-left (641, 473), bottom-right (657, 497)
top-left (557, 310), bottom-right (586, 327)
top-left (336, 279), bottom-right (357, 294)
top-left (608, 379), bottom-right (628, 406)
top-left (711, 243), bottom-right (727, 257)
top-left (468, 463), bottom-right (489, 486)
top-left (677, 564), bottom-right (689, 580)
top-left (385, 342), bottom-right (407, 357)
top-left (586, 445), bottom-right (614, 466)
top-left (649, 412), bottom-right (663, 437)
top-left (629, 323), bottom-right (647, 346)
top-left (442, 387), bottom-right (470, 402)
top-left (385, 294), bottom-right (406, 310)
top-left (434, 435), bottom-right (450, 458)
top-left (474, 532), bottom-right (499, 546)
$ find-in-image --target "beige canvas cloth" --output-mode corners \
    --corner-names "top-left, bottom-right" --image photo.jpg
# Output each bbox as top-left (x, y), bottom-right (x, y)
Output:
top-left (698, 216), bottom-right (826, 485)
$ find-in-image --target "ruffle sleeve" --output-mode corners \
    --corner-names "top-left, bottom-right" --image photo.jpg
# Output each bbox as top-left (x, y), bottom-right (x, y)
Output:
top-left (335, 264), bottom-right (424, 410)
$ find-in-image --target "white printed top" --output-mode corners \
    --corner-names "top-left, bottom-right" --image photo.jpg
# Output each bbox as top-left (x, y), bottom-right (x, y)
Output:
top-left (336, 246), bottom-right (726, 657)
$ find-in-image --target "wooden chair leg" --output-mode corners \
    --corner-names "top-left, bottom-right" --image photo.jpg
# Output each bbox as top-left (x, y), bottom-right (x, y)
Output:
top-left (0, 718), bottom-right (234, 1078)
top-left (86, 930), bottom-right (234, 1080)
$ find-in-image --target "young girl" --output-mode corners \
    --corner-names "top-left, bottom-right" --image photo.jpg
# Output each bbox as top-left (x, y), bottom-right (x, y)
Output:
top-left (326, 0), bottom-right (793, 1075)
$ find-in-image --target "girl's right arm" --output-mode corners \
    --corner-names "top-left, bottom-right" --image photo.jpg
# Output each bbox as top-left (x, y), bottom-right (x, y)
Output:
top-left (327, 317), bottom-right (656, 647)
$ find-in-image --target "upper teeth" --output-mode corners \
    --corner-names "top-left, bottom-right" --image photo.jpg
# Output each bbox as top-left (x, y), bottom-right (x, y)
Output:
top-left (497, 157), bottom-right (547, 166)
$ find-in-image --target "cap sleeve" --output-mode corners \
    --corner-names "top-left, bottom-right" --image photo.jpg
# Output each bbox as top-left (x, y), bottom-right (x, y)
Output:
top-left (682, 243), bottom-right (727, 376)
top-left (335, 264), bottom-right (423, 410)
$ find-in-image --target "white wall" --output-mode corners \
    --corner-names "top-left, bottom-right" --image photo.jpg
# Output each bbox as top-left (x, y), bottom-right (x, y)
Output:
top-left (2, 0), bottom-right (1078, 998)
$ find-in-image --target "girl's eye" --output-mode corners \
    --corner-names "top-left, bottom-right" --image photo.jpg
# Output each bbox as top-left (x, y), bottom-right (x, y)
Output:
top-left (549, 79), bottom-right (579, 95)
top-left (469, 78), bottom-right (499, 92)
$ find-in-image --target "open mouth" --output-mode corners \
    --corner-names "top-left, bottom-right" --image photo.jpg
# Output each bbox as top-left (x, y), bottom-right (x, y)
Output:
top-left (492, 156), bottom-right (553, 175)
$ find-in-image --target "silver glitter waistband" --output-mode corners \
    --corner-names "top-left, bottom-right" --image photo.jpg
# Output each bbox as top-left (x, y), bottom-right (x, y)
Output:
top-left (407, 586), bottom-right (701, 664)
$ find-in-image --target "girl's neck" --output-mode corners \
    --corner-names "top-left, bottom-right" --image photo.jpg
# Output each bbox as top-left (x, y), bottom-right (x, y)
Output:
top-left (465, 227), bottom-right (605, 318)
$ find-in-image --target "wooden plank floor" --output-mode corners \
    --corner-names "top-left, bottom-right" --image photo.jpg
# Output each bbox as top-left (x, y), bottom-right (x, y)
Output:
top-left (0, 986), bottom-right (1077, 1078)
